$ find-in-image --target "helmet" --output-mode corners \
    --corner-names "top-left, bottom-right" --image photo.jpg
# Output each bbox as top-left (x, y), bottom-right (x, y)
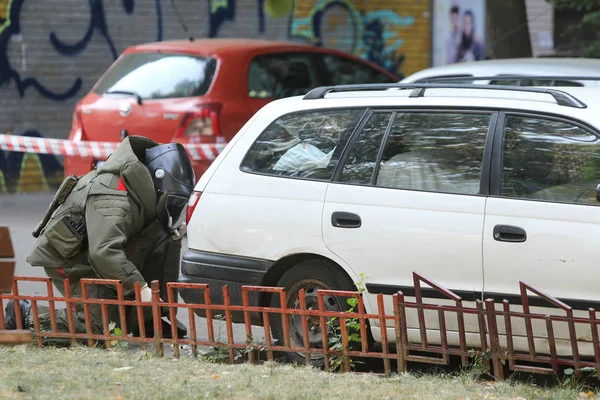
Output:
top-left (145, 143), bottom-right (195, 230)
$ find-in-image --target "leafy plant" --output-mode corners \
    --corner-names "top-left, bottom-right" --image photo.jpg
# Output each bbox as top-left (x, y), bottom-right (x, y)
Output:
top-left (461, 348), bottom-right (492, 381)
top-left (198, 314), bottom-right (267, 363)
top-left (562, 366), bottom-right (598, 392)
top-left (547, 0), bottom-right (600, 57)
top-left (198, 314), bottom-right (232, 363)
top-left (108, 321), bottom-right (128, 349)
top-left (327, 273), bottom-right (369, 372)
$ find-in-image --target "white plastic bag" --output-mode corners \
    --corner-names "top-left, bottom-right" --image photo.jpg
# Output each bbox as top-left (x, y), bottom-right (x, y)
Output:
top-left (273, 143), bottom-right (334, 173)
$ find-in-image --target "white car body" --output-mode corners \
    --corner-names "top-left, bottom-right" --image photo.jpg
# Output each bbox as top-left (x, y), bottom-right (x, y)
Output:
top-left (180, 82), bottom-right (600, 358)
top-left (401, 57), bottom-right (600, 87)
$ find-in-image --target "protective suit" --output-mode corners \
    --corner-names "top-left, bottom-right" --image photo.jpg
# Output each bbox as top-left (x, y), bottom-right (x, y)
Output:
top-left (6, 136), bottom-right (194, 340)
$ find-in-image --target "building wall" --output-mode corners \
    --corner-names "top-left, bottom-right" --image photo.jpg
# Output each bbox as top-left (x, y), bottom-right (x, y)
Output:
top-left (525, 0), bottom-right (555, 56)
top-left (0, 0), bottom-right (432, 192)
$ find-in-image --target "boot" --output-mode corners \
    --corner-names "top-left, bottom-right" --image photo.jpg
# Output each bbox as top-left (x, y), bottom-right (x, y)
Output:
top-left (4, 300), bottom-right (32, 330)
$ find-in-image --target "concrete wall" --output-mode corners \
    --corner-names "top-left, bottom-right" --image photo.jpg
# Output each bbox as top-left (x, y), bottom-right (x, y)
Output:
top-left (525, 0), bottom-right (554, 57)
top-left (0, 0), bottom-right (432, 192)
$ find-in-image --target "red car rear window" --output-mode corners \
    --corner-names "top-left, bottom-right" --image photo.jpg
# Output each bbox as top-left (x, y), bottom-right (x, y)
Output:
top-left (94, 52), bottom-right (217, 100)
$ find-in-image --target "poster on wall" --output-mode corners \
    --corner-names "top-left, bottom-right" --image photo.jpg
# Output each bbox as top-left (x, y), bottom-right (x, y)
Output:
top-left (432, 0), bottom-right (486, 67)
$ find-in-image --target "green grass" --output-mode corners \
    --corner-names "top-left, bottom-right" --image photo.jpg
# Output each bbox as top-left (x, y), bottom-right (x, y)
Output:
top-left (0, 345), bottom-right (595, 399)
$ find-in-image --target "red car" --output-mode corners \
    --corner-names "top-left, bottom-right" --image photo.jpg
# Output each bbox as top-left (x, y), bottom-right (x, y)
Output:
top-left (65, 38), bottom-right (398, 179)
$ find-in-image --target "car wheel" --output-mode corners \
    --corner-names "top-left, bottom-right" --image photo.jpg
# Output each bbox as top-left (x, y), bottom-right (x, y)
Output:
top-left (269, 259), bottom-right (371, 367)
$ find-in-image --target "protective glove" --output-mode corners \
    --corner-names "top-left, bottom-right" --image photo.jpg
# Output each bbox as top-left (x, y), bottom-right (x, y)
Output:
top-left (168, 216), bottom-right (187, 241)
top-left (140, 284), bottom-right (152, 303)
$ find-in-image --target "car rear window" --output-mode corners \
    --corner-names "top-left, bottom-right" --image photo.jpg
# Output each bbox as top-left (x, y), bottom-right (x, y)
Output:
top-left (94, 52), bottom-right (217, 100)
top-left (240, 109), bottom-right (366, 180)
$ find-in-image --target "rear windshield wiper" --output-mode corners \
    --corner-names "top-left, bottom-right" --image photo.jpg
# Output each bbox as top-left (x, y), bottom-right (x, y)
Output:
top-left (104, 90), bottom-right (143, 105)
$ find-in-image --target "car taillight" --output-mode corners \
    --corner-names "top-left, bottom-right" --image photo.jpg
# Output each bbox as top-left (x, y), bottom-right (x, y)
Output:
top-left (70, 103), bottom-right (84, 142)
top-left (186, 190), bottom-right (202, 224)
top-left (176, 104), bottom-right (222, 141)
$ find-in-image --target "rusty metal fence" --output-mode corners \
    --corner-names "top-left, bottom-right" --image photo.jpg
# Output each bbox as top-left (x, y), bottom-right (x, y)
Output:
top-left (1, 272), bottom-right (600, 380)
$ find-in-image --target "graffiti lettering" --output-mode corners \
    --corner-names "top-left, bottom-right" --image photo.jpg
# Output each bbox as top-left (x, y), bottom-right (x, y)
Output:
top-left (208, 0), bottom-right (236, 38)
top-left (0, 0), bottom-right (81, 100)
top-left (0, 0), bottom-right (429, 192)
top-left (360, 11), bottom-right (414, 77)
top-left (208, 0), bottom-right (267, 38)
top-left (50, 0), bottom-right (163, 59)
top-left (287, 0), bottom-right (414, 78)
top-left (0, 0), bottom-right (163, 101)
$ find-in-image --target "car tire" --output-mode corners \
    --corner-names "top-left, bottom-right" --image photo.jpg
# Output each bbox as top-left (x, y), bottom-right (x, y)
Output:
top-left (269, 259), bottom-right (372, 367)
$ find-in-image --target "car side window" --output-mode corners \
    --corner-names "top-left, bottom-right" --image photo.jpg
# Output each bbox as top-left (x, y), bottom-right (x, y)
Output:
top-left (501, 115), bottom-right (600, 205)
top-left (340, 113), bottom-right (392, 184)
top-left (248, 53), bottom-right (321, 99)
top-left (322, 55), bottom-right (395, 85)
top-left (241, 109), bottom-right (365, 180)
top-left (374, 112), bottom-right (490, 194)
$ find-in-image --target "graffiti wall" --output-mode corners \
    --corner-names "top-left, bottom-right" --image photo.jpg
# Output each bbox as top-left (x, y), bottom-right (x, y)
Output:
top-left (0, 0), bottom-right (431, 192)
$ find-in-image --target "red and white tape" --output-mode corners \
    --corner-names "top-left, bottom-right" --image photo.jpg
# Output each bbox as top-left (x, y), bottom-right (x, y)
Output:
top-left (0, 134), bottom-right (226, 161)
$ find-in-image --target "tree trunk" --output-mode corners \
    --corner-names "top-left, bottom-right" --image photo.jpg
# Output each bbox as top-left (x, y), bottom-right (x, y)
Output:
top-left (486, 0), bottom-right (533, 58)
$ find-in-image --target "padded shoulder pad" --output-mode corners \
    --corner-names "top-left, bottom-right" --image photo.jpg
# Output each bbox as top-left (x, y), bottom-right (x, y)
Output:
top-left (88, 173), bottom-right (128, 197)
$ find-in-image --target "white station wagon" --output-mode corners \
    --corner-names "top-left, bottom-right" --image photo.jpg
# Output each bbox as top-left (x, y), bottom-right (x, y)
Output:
top-left (179, 80), bottom-right (600, 364)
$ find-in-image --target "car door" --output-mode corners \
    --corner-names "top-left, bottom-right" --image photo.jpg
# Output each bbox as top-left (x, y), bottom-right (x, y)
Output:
top-left (482, 112), bottom-right (600, 355)
top-left (322, 109), bottom-right (495, 346)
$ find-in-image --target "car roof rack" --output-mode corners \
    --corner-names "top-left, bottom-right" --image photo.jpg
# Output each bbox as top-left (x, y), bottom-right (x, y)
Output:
top-left (303, 82), bottom-right (587, 109)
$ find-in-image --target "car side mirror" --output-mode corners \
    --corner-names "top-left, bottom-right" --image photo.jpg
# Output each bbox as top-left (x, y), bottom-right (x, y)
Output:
top-left (596, 183), bottom-right (600, 202)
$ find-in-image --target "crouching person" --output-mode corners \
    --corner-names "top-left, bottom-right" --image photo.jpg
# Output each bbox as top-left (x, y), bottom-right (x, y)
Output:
top-left (4, 136), bottom-right (194, 341)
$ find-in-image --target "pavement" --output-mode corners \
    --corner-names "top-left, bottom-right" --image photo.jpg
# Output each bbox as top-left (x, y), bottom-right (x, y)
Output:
top-left (0, 192), bottom-right (266, 350)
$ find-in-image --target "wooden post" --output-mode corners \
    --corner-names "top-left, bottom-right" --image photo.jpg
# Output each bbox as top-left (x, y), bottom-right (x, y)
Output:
top-left (0, 226), bottom-right (16, 294)
top-left (0, 226), bottom-right (32, 345)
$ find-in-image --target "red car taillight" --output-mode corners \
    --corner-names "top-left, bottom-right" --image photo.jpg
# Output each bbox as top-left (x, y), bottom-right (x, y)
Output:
top-left (176, 104), bottom-right (222, 140)
top-left (186, 190), bottom-right (202, 224)
top-left (70, 103), bottom-right (85, 142)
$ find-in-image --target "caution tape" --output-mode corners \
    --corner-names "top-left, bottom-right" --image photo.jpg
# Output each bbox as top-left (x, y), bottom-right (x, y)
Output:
top-left (0, 134), bottom-right (226, 161)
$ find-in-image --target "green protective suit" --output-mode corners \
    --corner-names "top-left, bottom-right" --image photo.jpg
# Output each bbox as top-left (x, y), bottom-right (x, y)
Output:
top-left (26, 136), bottom-right (185, 339)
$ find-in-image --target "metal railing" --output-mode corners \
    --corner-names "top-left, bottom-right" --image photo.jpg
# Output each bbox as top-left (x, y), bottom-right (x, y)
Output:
top-left (1, 272), bottom-right (599, 380)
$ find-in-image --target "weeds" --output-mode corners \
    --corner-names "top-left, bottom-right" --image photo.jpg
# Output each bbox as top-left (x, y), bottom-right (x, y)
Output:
top-left (197, 314), bottom-right (233, 362)
top-left (327, 273), bottom-right (368, 372)
top-left (561, 366), bottom-right (598, 394)
top-left (460, 349), bottom-right (492, 382)
top-left (108, 321), bottom-right (128, 349)
top-left (197, 314), bottom-right (267, 363)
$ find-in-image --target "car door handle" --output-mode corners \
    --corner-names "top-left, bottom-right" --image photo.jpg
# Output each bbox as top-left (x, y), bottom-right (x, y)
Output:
top-left (493, 225), bottom-right (527, 243)
top-left (331, 212), bottom-right (361, 228)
